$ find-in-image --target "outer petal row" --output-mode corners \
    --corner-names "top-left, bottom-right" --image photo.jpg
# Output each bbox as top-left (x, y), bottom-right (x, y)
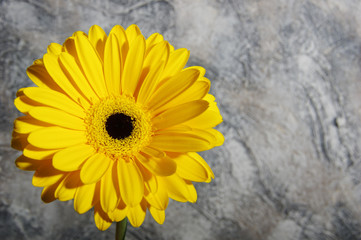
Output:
top-left (170, 152), bottom-right (214, 183)
top-left (28, 126), bottom-right (86, 149)
top-left (13, 24), bottom-right (224, 232)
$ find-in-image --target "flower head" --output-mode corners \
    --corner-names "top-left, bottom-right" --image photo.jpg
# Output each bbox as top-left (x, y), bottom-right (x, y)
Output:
top-left (12, 24), bottom-right (224, 230)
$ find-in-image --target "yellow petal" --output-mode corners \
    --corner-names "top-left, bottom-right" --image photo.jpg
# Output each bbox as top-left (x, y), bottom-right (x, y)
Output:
top-left (23, 145), bottom-right (58, 160)
top-left (136, 161), bottom-right (158, 193)
top-left (148, 68), bottom-right (200, 110)
top-left (74, 182), bottom-right (96, 214)
top-left (13, 116), bottom-right (49, 134)
top-left (104, 33), bottom-right (123, 96)
top-left (145, 183), bottom-right (168, 210)
top-left (43, 53), bottom-right (90, 109)
top-left (109, 206), bottom-right (128, 222)
top-left (23, 87), bottom-right (85, 118)
top-left (125, 24), bottom-right (141, 45)
top-left (15, 155), bottom-right (45, 171)
top-left (160, 174), bottom-right (197, 203)
top-left (117, 159), bottom-right (144, 206)
top-left (80, 153), bottom-right (111, 184)
top-left (74, 32), bottom-right (108, 98)
top-left (100, 161), bottom-right (119, 212)
top-left (109, 25), bottom-right (129, 65)
top-left (137, 41), bottom-right (169, 103)
top-left (160, 48), bottom-right (189, 79)
top-left (141, 146), bottom-right (165, 158)
top-left (171, 152), bottom-right (214, 183)
top-left (136, 153), bottom-right (176, 176)
top-left (41, 183), bottom-right (59, 203)
top-left (53, 144), bottom-right (94, 171)
top-left (55, 173), bottom-right (78, 201)
top-left (207, 129), bottom-right (225, 147)
top-left (64, 171), bottom-right (82, 188)
top-left (146, 33), bottom-right (164, 52)
top-left (63, 37), bottom-right (77, 57)
top-left (57, 185), bottom-right (76, 202)
top-left (15, 88), bottom-right (25, 97)
top-left (152, 100), bottom-right (209, 130)
top-left (152, 78), bottom-right (210, 115)
top-left (26, 63), bottom-right (61, 90)
top-left (143, 40), bottom-right (169, 71)
top-left (136, 59), bottom-right (165, 105)
top-left (88, 25), bottom-right (107, 60)
top-left (29, 107), bottom-right (85, 130)
top-left (47, 43), bottom-right (62, 55)
top-left (121, 35), bottom-right (145, 96)
top-left (188, 66), bottom-right (206, 77)
top-left (32, 164), bottom-right (64, 187)
top-left (14, 95), bottom-right (40, 113)
top-left (11, 132), bottom-right (29, 150)
top-left (59, 52), bottom-right (100, 102)
top-left (94, 204), bottom-right (112, 231)
top-left (28, 126), bottom-right (86, 149)
top-left (149, 207), bottom-right (165, 224)
top-left (190, 128), bottom-right (223, 147)
top-left (127, 204), bottom-right (146, 227)
top-left (184, 105), bottom-right (223, 129)
top-left (150, 131), bottom-right (212, 152)
top-left (33, 58), bottom-right (44, 65)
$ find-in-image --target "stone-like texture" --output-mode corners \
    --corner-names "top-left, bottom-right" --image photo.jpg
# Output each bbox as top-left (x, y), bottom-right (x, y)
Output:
top-left (1, 0), bottom-right (361, 239)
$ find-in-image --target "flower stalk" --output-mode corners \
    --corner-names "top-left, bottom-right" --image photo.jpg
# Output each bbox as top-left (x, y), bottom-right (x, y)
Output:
top-left (116, 218), bottom-right (127, 240)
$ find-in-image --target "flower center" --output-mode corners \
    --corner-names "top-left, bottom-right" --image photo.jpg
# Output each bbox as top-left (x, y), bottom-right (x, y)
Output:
top-left (85, 97), bottom-right (152, 159)
top-left (105, 113), bottom-right (134, 140)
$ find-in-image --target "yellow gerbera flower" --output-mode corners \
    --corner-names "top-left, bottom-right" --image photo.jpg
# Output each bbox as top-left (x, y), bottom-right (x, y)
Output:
top-left (12, 24), bottom-right (224, 230)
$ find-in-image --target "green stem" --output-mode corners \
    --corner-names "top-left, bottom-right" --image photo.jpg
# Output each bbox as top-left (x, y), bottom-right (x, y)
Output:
top-left (115, 217), bottom-right (127, 240)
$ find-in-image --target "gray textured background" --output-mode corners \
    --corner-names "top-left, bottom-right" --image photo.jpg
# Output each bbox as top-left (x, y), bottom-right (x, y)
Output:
top-left (1, 0), bottom-right (361, 239)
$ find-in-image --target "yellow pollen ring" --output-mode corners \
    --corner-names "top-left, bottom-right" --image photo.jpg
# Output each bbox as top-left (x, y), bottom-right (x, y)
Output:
top-left (85, 96), bottom-right (152, 159)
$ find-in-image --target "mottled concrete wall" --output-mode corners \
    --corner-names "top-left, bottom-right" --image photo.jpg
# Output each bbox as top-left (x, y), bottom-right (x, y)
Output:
top-left (1, 0), bottom-right (361, 239)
